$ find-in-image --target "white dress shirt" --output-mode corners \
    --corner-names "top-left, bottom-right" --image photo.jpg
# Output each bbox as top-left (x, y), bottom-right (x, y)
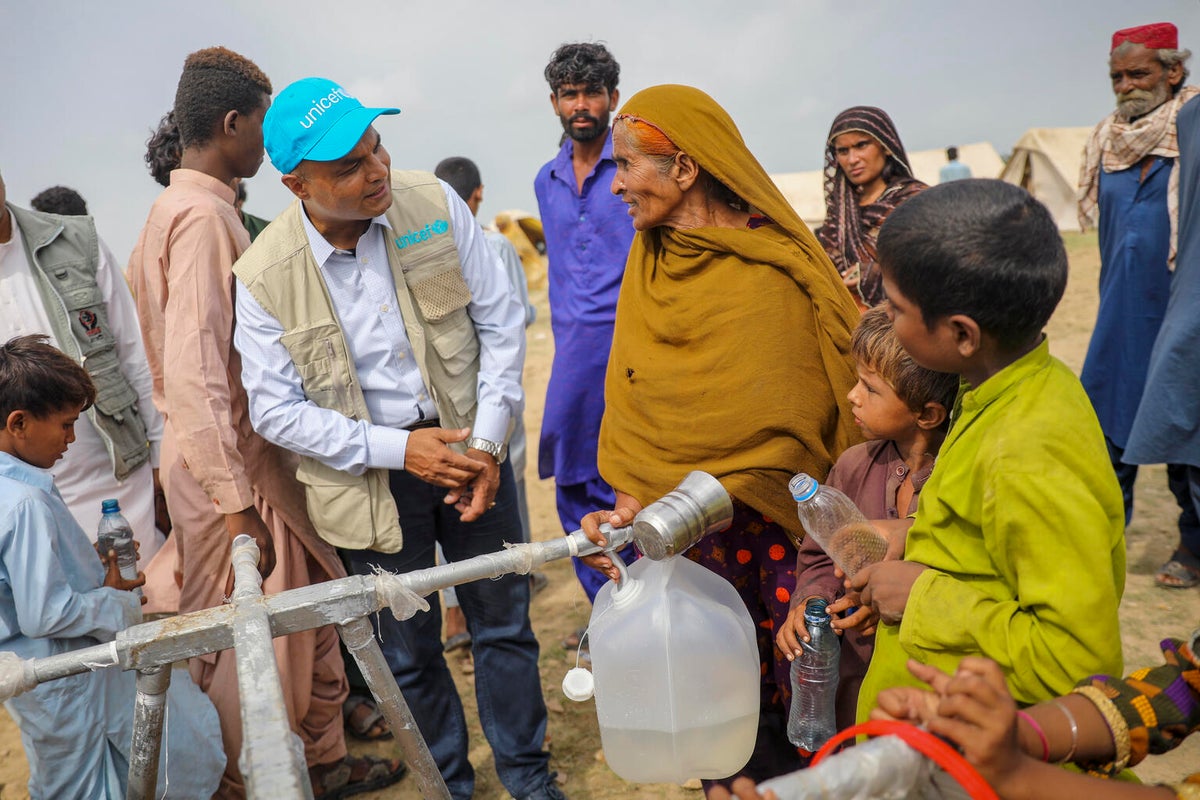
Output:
top-left (234, 180), bottom-right (525, 476)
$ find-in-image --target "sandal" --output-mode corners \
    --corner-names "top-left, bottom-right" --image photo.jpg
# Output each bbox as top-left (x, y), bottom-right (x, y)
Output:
top-left (342, 694), bottom-right (392, 741)
top-left (444, 631), bottom-right (472, 653)
top-left (1155, 558), bottom-right (1200, 589)
top-left (310, 754), bottom-right (407, 799)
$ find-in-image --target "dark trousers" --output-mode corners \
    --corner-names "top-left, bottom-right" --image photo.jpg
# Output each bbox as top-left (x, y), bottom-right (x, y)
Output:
top-left (340, 461), bottom-right (549, 799)
top-left (1106, 437), bottom-right (1200, 561)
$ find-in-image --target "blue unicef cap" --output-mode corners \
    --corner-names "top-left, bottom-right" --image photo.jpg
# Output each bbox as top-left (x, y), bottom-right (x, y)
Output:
top-left (264, 77), bottom-right (400, 174)
top-left (101, 498), bottom-right (120, 513)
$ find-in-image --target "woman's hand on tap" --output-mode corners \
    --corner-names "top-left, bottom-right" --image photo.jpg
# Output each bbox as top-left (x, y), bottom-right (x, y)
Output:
top-left (578, 492), bottom-right (643, 581)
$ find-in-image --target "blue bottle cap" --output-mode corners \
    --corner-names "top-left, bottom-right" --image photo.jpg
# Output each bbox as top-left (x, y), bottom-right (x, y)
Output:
top-left (789, 473), bottom-right (819, 502)
top-left (101, 498), bottom-right (120, 513)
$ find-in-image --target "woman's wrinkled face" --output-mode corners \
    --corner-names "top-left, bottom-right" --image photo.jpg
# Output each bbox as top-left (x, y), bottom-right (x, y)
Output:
top-left (833, 132), bottom-right (888, 189)
top-left (610, 121), bottom-right (685, 231)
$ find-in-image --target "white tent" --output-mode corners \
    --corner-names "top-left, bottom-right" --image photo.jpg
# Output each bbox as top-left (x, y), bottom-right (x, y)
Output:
top-left (771, 141), bottom-right (1005, 230)
top-left (908, 142), bottom-right (1006, 185)
top-left (998, 127), bottom-right (1092, 230)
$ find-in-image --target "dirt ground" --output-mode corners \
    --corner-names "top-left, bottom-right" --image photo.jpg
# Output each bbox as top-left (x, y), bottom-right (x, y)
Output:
top-left (2, 231), bottom-right (1198, 798)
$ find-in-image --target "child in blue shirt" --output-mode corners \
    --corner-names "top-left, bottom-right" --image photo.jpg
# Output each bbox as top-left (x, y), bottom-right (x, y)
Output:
top-left (0, 335), bottom-right (223, 799)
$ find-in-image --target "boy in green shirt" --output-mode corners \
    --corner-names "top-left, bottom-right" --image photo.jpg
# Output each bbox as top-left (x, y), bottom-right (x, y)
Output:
top-left (852, 179), bottom-right (1126, 720)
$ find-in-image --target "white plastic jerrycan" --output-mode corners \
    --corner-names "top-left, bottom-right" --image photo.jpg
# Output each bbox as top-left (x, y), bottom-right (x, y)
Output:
top-left (585, 555), bottom-right (760, 783)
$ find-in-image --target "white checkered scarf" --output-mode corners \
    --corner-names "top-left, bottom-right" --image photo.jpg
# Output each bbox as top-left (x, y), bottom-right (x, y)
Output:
top-left (1078, 85), bottom-right (1200, 266)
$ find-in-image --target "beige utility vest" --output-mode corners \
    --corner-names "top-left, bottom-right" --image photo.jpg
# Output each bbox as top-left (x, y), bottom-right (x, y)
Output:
top-left (234, 170), bottom-right (481, 553)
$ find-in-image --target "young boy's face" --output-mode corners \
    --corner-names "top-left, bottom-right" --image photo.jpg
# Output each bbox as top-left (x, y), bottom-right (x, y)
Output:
top-left (847, 362), bottom-right (919, 442)
top-left (882, 274), bottom-right (961, 374)
top-left (9, 405), bottom-right (81, 469)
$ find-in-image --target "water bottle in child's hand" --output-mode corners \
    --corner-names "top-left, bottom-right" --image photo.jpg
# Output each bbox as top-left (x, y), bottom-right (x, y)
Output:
top-left (787, 597), bottom-right (840, 751)
top-left (97, 498), bottom-right (142, 599)
top-left (789, 473), bottom-right (887, 579)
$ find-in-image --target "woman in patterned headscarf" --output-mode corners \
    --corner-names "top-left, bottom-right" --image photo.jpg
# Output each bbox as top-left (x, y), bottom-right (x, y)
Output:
top-left (817, 106), bottom-right (927, 308)
top-left (578, 84), bottom-right (862, 790)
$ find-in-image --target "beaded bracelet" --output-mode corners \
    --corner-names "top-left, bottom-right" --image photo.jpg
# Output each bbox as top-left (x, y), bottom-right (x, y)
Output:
top-left (1016, 710), bottom-right (1050, 762)
top-left (1072, 685), bottom-right (1132, 772)
top-left (1052, 698), bottom-right (1080, 764)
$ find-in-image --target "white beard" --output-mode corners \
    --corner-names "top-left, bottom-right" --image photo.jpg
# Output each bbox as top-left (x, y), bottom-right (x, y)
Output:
top-left (1116, 81), bottom-right (1172, 122)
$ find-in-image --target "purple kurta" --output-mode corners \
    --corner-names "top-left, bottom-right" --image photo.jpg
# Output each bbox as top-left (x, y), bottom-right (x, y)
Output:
top-left (534, 130), bottom-right (635, 486)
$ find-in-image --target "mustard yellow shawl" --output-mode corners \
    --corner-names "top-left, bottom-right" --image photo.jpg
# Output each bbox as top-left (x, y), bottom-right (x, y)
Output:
top-left (598, 85), bottom-right (862, 542)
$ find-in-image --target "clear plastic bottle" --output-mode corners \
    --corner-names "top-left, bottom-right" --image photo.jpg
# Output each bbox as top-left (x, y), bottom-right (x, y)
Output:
top-left (789, 472), bottom-right (887, 579)
top-left (787, 597), bottom-right (840, 752)
top-left (97, 498), bottom-right (141, 599)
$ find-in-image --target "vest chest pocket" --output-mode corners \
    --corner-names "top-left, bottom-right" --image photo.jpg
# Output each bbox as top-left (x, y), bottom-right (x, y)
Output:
top-left (279, 322), bottom-right (356, 416)
top-left (402, 239), bottom-right (472, 322)
top-left (55, 273), bottom-right (115, 352)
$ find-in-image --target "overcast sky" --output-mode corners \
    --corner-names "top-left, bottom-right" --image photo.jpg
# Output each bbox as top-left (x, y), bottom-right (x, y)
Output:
top-left (3, 0), bottom-right (1199, 259)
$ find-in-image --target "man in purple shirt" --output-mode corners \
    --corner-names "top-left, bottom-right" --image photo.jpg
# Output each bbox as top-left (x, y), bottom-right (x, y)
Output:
top-left (534, 43), bottom-right (636, 613)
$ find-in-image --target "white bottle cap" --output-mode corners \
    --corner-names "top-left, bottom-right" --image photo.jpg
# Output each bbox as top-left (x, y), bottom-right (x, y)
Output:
top-left (561, 667), bottom-right (595, 701)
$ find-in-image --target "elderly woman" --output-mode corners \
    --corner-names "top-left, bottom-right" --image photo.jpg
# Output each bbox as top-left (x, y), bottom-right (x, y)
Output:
top-left (580, 84), bottom-right (862, 788)
top-left (817, 106), bottom-right (926, 308)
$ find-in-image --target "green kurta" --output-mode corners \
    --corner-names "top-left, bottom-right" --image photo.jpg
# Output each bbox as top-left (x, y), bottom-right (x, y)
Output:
top-left (858, 338), bottom-right (1126, 718)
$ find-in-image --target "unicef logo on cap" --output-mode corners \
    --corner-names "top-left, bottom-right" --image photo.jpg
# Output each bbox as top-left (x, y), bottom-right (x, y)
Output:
top-left (395, 220), bottom-right (451, 250)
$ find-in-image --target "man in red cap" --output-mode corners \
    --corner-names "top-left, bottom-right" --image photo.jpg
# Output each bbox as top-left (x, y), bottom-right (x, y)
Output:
top-left (1078, 24), bottom-right (1200, 588)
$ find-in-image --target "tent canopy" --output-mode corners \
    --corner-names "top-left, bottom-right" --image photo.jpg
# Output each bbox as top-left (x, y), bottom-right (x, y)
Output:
top-left (998, 127), bottom-right (1092, 230)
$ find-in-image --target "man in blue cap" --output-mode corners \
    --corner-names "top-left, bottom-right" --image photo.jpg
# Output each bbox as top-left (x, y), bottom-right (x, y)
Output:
top-left (129, 51), bottom-right (406, 798)
top-left (232, 77), bottom-right (562, 800)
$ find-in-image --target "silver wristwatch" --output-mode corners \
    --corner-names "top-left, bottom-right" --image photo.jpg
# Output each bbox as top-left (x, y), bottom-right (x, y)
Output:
top-left (467, 436), bottom-right (508, 464)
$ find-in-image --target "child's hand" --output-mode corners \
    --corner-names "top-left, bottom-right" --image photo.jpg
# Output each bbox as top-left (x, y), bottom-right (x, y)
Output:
top-left (849, 560), bottom-right (927, 624)
top-left (918, 657), bottom-right (1027, 792)
top-left (102, 550), bottom-right (148, 604)
top-left (94, 538), bottom-right (141, 566)
top-left (776, 598), bottom-right (816, 660)
top-left (872, 671), bottom-right (942, 725)
top-left (828, 593), bottom-right (879, 635)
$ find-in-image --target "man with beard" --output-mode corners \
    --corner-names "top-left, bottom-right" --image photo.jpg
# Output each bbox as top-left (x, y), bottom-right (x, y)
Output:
top-left (1078, 22), bottom-right (1200, 588)
top-left (534, 44), bottom-right (637, 640)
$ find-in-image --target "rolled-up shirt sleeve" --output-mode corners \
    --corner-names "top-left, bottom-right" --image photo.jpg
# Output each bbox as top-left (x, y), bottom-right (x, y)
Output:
top-left (163, 213), bottom-right (255, 512)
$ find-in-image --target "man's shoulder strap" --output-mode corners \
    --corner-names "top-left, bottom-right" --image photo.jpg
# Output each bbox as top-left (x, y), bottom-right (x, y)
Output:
top-left (384, 170), bottom-right (458, 257)
top-left (9, 205), bottom-right (99, 270)
top-left (233, 200), bottom-right (306, 285)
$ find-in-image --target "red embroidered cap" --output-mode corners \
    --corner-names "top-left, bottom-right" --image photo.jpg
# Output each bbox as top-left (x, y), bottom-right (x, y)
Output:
top-left (1112, 22), bottom-right (1179, 52)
